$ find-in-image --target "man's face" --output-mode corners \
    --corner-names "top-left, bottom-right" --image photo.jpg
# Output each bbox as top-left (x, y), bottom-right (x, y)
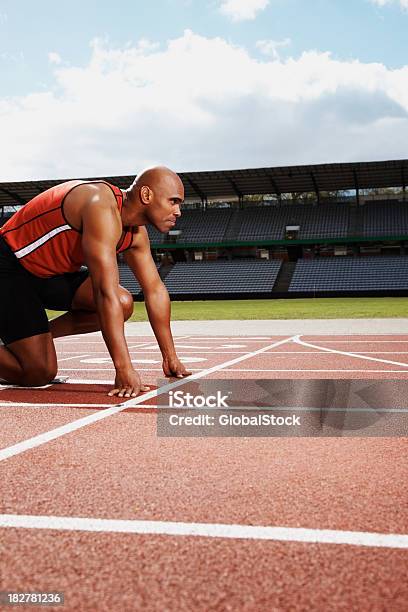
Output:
top-left (146, 177), bottom-right (184, 233)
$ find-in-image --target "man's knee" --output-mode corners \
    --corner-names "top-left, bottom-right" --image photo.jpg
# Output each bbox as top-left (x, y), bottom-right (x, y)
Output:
top-left (120, 290), bottom-right (134, 321)
top-left (22, 362), bottom-right (58, 387)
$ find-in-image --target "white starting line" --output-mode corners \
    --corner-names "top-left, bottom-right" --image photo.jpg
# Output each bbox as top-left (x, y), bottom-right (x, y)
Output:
top-left (0, 514), bottom-right (407, 549)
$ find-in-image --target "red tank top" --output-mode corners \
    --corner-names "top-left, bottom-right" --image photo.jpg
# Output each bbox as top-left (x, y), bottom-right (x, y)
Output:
top-left (0, 180), bottom-right (135, 278)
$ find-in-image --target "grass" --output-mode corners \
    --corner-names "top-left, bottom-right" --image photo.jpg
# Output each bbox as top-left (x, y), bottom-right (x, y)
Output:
top-left (47, 296), bottom-right (408, 322)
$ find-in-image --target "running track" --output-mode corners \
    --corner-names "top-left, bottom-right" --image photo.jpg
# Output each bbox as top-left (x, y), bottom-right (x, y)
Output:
top-left (1, 332), bottom-right (408, 611)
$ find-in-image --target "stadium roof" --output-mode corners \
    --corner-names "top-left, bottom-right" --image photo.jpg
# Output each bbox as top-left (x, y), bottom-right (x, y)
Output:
top-left (1, 158), bottom-right (407, 208)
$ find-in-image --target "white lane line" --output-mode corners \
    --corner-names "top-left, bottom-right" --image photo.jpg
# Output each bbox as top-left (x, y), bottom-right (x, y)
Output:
top-left (58, 354), bottom-right (90, 362)
top-left (59, 351), bottom-right (252, 355)
top-left (0, 404), bottom-right (114, 408)
top-left (56, 368), bottom-right (408, 373)
top-left (295, 336), bottom-right (408, 369)
top-left (1, 403), bottom-right (406, 413)
top-left (128, 344), bottom-right (159, 351)
top-left (56, 379), bottom-right (113, 385)
top-left (56, 350), bottom-right (408, 356)
top-left (126, 341), bottom-right (160, 350)
top-left (260, 351), bottom-right (408, 355)
top-left (0, 383), bottom-right (56, 391)
top-left (78, 357), bottom-right (207, 364)
top-left (0, 403), bottom-right (404, 412)
top-left (187, 337), bottom-right (274, 341)
top-left (59, 404), bottom-right (407, 414)
top-left (56, 368), bottom-right (169, 371)
top-left (55, 338), bottom-right (279, 344)
top-left (79, 358), bottom-right (161, 365)
top-left (353, 352), bottom-right (408, 355)
top-left (304, 340), bottom-right (408, 344)
top-left (174, 344), bottom-right (213, 349)
top-left (1, 514), bottom-right (407, 549)
top-left (220, 369), bottom-right (408, 373)
top-left (0, 336), bottom-right (296, 462)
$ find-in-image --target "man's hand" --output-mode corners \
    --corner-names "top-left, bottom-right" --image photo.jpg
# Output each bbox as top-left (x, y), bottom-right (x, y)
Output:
top-left (162, 354), bottom-right (192, 378)
top-left (108, 367), bottom-right (150, 398)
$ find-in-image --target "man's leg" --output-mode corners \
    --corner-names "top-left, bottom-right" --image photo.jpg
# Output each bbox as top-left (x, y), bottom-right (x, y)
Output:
top-left (49, 277), bottom-right (134, 339)
top-left (0, 258), bottom-right (57, 385)
top-left (0, 333), bottom-right (57, 386)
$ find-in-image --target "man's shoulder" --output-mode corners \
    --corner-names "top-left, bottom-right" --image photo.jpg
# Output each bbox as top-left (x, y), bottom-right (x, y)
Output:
top-left (67, 181), bottom-right (119, 210)
top-left (62, 181), bottom-right (121, 233)
top-left (76, 180), bottom-right (118, 198)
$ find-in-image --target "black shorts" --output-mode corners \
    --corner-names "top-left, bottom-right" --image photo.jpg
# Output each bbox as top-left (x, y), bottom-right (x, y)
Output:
top-left (0, 237), bottom-right (89, 345)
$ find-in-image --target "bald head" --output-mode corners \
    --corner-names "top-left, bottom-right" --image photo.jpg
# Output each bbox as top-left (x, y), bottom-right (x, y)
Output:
top-left (126, 165), bottom-right (184, 233)
top-left (134, 166), bottom-right (183, 194)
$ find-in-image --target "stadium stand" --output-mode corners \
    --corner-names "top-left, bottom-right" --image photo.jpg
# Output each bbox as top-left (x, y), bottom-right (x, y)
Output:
top-left (362, 201), bottom-right (408, 236)
top-left (147, 209), bottom-right (233, 245)
top-left (143, 203), bottom-right (354, 245)
top-left (118, 263), bottom-right (142, 296)
top-left (162, 260), bottom-right (282, 296)
top-left (289, 256), bottom-right (408, 292)
top-left (118, 261), bottom-right (163, 296)
top-left (146, 223), bottom-right (164, 245)
top-left (145, 204), bottom-right (350, 245)
top-left (237, 204), bottom-right (349, 240)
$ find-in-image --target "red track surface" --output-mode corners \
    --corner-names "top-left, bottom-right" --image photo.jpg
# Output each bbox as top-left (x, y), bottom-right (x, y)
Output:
top-left (1, 333), bottom-right (408, 611)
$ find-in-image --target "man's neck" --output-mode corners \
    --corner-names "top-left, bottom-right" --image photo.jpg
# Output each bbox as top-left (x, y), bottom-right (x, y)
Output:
top-left (121, 190), bottom-right (147, 227)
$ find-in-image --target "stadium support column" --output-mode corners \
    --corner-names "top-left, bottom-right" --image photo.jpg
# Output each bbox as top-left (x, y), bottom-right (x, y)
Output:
top-left (402, 165), bottom-right (406, 202)
top-left (310, 172), bottom-right (320, 205)
top-left (228, 179), bottom-right (243, 209)
top-left (266, 173), bottom-right (281, 205)
top-left (187, 177), bottom-right (207, 211)
top-left (353, 169), bottom-right (360, 206)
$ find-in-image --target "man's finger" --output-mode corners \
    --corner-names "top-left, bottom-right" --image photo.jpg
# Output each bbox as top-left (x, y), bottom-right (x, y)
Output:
top-left (108, 388), bottom-right (120, 397)
top-left (118, 387), bottom-right (131, 397)
top-left (175, 369), bottom-right (191, 377)
top-left (128, 385), bottom-right (150, 397)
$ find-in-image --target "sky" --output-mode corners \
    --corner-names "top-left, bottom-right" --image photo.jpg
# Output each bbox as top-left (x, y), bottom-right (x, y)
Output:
top-left (0, 0), bottom-right (407, 181)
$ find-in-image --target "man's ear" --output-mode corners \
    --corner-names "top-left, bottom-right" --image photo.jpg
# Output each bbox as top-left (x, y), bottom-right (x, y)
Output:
top-left (140, 185), bottom-right (152, 205)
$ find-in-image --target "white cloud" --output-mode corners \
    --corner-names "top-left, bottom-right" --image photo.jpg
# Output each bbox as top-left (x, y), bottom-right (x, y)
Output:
top-left (219, 0), bottom-right (269, 22)
top-left (133, 38), bottom-right (160, 53)
top-left (370, 0), bottom-right (408, 9)
top-left (256, 38), bottom-right (291, 60)
top-left (0, 30), bottom-right (408, 182)
top-left (0, 50), bottom-right (24, 64)
top-left (48, 52), bottom-right (62, 65)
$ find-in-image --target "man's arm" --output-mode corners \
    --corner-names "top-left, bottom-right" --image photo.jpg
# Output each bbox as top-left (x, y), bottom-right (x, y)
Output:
top-left (124, 227), bottom-right (191, 378)
top-left (81, 186), bottom-right (149, 396)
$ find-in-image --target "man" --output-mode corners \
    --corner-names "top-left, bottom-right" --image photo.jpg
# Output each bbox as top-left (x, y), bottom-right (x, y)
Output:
top-left (0, 166), bottom-right (191, 397)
